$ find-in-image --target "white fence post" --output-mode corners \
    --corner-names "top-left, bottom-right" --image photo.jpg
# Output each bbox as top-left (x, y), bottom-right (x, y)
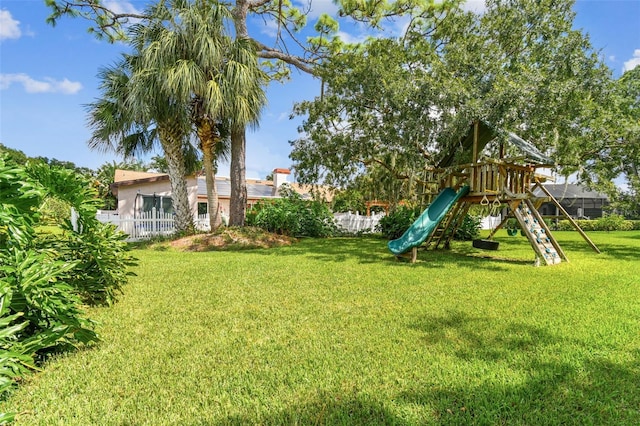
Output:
top-left (97, 211), bottom-right (230, 241)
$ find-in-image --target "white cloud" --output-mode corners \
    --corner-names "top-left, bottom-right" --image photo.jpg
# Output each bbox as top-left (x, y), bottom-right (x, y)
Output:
top-left (608, 55), bottom-right (616, 62)
top-left (623, 49), bottom-right (640, 72)
top-left (103, 0), bottom-right (144, 27)
top-left (261, 18), bottom-right (280, 38)
top-left (103, 0), bottom-right (142, 16)
top-left (461, 0), bottom-right (487, 14)
top-left (0, 9), bottom-right (21, 40)
top-left (0, 73), bottom-right (83, 94)
top-left (337, 30), bottom-right (371, 45)
top-left (296, 0), bottom-right (340, 20)
top-left (277, 112), bottom-right (289, 121)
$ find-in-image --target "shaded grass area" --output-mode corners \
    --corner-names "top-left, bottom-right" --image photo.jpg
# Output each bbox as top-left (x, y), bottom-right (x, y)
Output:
top-left (3, 231), bottom-right (639, 424)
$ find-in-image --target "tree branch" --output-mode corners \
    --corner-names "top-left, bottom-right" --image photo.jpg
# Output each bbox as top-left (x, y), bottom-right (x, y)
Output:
top-left (255, 41), bottom-right (316, 75)
top-left (248, 0), bottom-right (273, 9)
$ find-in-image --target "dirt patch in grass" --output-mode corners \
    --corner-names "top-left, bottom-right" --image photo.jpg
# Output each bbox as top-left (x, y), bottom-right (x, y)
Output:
top-left (168, 227), bottom-right (295, 252)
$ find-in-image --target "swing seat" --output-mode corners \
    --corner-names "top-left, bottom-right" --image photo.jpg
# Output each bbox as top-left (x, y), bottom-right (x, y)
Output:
top-left (473, 239), bottom-right (499, 250)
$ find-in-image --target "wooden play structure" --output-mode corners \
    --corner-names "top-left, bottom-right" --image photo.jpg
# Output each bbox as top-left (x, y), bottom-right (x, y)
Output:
top-left (390, 121), bottom-right (600, 265)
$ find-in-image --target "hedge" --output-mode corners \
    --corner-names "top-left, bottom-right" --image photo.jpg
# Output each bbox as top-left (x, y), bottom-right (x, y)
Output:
top-left (556, 216), bottom-right (639, 231)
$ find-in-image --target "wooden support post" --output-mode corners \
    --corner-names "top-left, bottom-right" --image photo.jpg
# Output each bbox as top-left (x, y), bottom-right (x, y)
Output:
top-left (471, 121), bottom-right (479, 192)
top-left (487, 214), bottom-right (512, 239)
top-left (396, 246), bottom-right (418, 263)
top-left (536, 181), bottom-right (601, 254)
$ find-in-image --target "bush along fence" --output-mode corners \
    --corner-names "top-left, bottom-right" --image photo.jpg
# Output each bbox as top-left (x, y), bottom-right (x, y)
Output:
top-left (555, 215), bottom-right (640, 231)
top-left (100, 209), bottom-right (381, 240)
top-left (96, 209), bottom-right (228, 241)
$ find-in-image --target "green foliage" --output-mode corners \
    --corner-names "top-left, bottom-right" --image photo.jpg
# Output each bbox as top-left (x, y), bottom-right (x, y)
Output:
top-left (581, 67), bottom-right (640, 217)
top-left (331, 188), bottom-right (366, 213)
top-left (505, 218), bottom-right (520, 230)
top-left (376, 205), bottom-right (421, 240)
top-left (0, 155), bottom-right (136, 400)
top-left (292, 0), bottom-right (614, 199)
top-left (0, 288), bottom-right (33, 399)
top-left (595, 214), bottom-right (628, 232)
top-left (454, 214), bottom-right (482, 241)
top-left (39, 197), bottom-right (72, 225)
top-left (246, 186), bottom-right (337, 237)
top-left (557, 216), bottom-right (635, 231)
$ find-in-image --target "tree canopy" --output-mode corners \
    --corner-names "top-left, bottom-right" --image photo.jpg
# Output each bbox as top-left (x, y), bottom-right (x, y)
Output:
top-left (44, 0), bottom-right (637, 217)
top-left (291, 0), bottom-right (615, 193)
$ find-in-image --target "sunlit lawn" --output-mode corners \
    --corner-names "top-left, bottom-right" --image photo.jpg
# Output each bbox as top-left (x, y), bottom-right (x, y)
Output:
top-left (3, 231), bottom-right (639, 424)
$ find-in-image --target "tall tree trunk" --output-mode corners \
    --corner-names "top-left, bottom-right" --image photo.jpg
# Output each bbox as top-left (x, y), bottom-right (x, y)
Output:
top-left (229, 1), bottom-right (251, 228)
top-left (229, 127), bottom-right (247, 226)
top-left (159, 128), bottom-right (195, 235)
top-left (197, 120), bottom-right (222, 231)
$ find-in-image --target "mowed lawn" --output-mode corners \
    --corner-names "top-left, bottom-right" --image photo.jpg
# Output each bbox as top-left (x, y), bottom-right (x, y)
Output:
top-left (4, 231), bottom-right (639, 425)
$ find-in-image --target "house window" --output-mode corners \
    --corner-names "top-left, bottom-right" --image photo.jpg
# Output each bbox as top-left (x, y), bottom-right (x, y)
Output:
top-left (197, 202), bottom-right (208, 215)
top-left (140, 194), bottom-right (174, 215)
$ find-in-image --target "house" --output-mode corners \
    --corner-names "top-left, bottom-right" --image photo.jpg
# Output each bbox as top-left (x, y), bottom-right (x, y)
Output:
top-left (110, 168), bottom-right (330, 218)
top-left (534, 183), bottom-right (609, 219)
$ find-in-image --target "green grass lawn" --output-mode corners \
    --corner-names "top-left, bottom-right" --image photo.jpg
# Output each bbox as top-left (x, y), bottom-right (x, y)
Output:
top-left (3, 231), bottom-right (639, 425)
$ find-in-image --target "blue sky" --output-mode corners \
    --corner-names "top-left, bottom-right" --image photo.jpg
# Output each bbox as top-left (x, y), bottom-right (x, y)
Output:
top-left (1, 0), bottom-right (639, 180)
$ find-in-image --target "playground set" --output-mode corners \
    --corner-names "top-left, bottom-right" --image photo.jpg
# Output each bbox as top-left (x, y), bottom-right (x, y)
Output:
top-left (388, 121), bottom-right (600, 265)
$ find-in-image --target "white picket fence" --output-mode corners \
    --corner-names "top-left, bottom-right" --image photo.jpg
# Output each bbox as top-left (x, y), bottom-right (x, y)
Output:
top-left (333, 211), bottom-right (384, 234)
top-left (96, 209), bottom-right (226, 241)
top-left (97, 209), bottom-right (383, 240)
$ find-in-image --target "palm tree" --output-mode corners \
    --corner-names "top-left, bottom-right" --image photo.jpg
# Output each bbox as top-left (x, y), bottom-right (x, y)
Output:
top-left (135, 0), bottom-right (266, 230)
top-left (86, 53), bottom-right (197, 235)
top-left (225, 36), bottom-right (267, 226)
top-left (192, 105), bottom-right (231, 228)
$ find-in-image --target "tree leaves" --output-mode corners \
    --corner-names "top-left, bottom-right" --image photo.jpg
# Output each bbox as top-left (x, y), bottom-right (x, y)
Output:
top-left (291, 0), bottom-right (614, 200)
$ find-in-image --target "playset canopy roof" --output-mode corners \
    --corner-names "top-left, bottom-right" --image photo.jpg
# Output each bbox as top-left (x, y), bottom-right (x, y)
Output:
top-left (437, 121), bottom-right (554, 168)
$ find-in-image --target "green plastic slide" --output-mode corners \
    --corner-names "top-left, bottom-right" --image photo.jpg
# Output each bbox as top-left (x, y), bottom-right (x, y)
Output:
top-left (388, 186), bottom-right (470, 255)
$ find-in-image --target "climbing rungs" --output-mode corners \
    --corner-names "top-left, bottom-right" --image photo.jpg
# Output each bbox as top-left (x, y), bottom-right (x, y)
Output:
top-left (511, 199), bottom-right (565, 266)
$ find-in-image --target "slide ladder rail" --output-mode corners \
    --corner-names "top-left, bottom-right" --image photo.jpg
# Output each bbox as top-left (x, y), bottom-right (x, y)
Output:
top-left (426, 202), bottom-right (470, 250)
top-left (511, 199), bottom-right (566, 265)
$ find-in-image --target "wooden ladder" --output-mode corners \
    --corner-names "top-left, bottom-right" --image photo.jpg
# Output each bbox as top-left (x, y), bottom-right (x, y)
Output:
top-left (425, 202), bottom-right (469, 250)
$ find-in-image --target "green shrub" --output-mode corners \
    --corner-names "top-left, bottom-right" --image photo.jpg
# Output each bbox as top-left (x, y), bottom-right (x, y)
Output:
top-left (246, 187), bottom-right (336, 237)
top-left (454, 214), bottom-right (482, 241)
top-left (505, 218), bottom-right (520, 230)
top-left (557, 216), bottom-right (635, 232)
top-left (38, 197), bottom-right (71, 225)
top-left (0, 156), bottom-right (135, 400)
top-left (594, 214), bottom-right (625, 231)
top-left (376, 206), bottom-right (421, 240)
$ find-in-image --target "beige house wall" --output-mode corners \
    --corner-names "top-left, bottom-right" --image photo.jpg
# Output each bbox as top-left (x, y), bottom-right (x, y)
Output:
top-left (196, 195), bottom-right (231, 216)
top-left (118, 177), bottom-right (199, 217)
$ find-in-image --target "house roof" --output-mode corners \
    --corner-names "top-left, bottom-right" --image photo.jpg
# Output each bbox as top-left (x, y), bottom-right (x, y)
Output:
top-left (196, 177), bottom-right (334, 201)
top-left (111, 169), bottom-right (334, 202)
top-left (197, 177), bottom-right (278, 199)
top-left (114, 169), bottom-right (168, 183)
top-left (534, 184), bottom-right (609, 201)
